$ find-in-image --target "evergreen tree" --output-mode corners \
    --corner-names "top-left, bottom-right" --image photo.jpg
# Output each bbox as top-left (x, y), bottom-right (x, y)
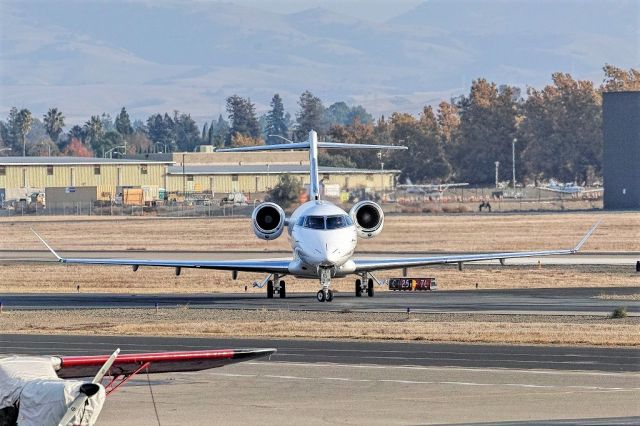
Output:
top-left (265, 94), bottom-right (288, 144)
top-left (226, 95), bottom-right (260, 145)
top-left (201, 122), bottom-right (209, 142)
top-left (520, 73), bottom-right (602, 184)
top-left (210, 115), bottom-right (229, 147)
top-left (146, 113), bottom-right (174, 152)
top-left (43, 108), bottom-right (65, 143)
top-left (115, 107), bottom-right (133, 136)
top-left (450, 79), bottom-right (520, 184)
top-left (295, 90), bottom-right (326, 140)
top-left (172, 111), bottom-right (201, 152)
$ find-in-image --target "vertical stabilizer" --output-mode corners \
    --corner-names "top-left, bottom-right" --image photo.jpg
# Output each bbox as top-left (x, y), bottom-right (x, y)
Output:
top-left (308, 130), bottom-right (320, 201)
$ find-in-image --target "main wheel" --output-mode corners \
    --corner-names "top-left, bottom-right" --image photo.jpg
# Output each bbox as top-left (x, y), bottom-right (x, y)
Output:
top-left (355, 279), bottom-right (362, 297)
top-left (326, 289), bottom-right (334, 302)
top-left (267, 280), bottom-right (274, 299)
top-left (279, 280), bottom-right (286, 298)
top-left (316, 290), bottom-right (326, 302)
top-left (367, 278), bottom-right (374, 297)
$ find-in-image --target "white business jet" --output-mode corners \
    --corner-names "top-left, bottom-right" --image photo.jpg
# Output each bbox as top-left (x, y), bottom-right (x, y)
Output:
top-left (33, 130), bottom-right (600, 302)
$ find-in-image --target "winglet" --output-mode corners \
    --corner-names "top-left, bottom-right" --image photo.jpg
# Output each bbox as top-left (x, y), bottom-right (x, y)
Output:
top-left (31, 228), bottom-right (63, 261)
top-left (572, 219), bottom-right (602, 252)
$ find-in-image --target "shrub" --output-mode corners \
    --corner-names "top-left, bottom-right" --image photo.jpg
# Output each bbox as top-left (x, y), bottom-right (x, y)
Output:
top-left (611, 306), bottom-right (627, 319)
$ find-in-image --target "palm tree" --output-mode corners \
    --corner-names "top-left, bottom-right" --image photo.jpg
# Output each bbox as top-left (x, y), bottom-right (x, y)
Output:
top-left (43, 108), bottom-right (65, 142)
top-left (84, 115), bottom-right (104, 150)
top-left (17, 109), bottom-right (32, 156)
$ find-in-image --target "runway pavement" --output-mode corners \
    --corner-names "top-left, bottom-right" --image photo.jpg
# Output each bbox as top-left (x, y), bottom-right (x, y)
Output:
top-left (1, 286), bottom-right (638, 315)
top-left (1, 334), bottom-right (638, 425)
top-left (1, 249), bottom-right (639, 266)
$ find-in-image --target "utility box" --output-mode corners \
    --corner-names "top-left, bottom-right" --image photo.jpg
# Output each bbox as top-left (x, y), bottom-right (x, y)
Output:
top-left (603, 91), bottom-right (640, 210)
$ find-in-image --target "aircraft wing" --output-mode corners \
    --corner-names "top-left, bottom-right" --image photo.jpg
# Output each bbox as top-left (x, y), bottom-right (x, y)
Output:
top-left (31, 229), bottom-right (290, 274)
top-left (353, 220), bottom-right (600, 272)
top-left (56, 348), bottom-right (276, 379)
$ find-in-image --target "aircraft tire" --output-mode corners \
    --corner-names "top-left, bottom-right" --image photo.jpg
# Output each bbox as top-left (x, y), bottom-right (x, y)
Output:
top-left (267, 280), bottom-right (274, 299)
top-left (326, 290), bottom-right (334, 302)
top-left (355, 279), bottom-right (362, 297)
top-left (279, 281), bottom-right (286, 298)
top-left (367, 279), bottom-right (374, 297)
top-left (316, 290), bottom-right (326, 302)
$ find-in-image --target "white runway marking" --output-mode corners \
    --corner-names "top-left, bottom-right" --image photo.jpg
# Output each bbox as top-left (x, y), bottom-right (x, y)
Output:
top-left (206, 371), bottom-right (639, 392)
top-left (249, 361), bottom-right (640, 378)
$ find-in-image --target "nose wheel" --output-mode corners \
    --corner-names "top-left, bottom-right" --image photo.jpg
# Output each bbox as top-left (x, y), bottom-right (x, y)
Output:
top-left (317, 289), bottom-right (333, 302)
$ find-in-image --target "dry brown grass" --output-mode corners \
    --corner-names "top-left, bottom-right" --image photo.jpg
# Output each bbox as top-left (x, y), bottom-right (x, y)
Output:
top-left (1, 309), bottom-right (638, 346)
top-left (1, 212), bottom-right (637, 252)
top-left (596, 293), bottom-right (640, 301)
top-left (0, 263), bottom-right (637, 293)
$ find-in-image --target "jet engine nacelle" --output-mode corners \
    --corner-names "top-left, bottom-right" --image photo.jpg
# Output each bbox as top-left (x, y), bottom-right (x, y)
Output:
top-left (252, 202), bottom-right (286, 240)
top-left (349, 201), bottom-right (384, 239)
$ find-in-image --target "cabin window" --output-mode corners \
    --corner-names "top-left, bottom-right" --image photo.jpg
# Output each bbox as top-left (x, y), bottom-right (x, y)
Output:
top-left (232, 174), bottom-right (239, 182)
top-left (47, 165), bottom-right (54, 176)
top-left (187, 175), bottom-right (194, 182)
top-left (366, 174), bottom-right (374, 181)
top-left (0, 166), bottom-right (5, 176)
top-left (140, 164), bottom-right (148, 175)
top-left (94, 165), bottom-right (101, 175)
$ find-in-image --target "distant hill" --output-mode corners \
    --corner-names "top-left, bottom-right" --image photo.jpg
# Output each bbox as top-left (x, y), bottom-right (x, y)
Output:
top-left (1, 0), bottom-right (637, 124)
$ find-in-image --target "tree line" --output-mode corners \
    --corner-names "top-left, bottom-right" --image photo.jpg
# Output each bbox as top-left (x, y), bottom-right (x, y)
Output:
top-left (0, 64), bottom-right (637, 185)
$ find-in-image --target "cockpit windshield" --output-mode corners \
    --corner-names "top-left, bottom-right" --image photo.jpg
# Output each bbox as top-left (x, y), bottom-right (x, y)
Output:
top-left (326, 215), bottom-right (352, 229)
top-left (305, 216), bottom-right (325, 229)
top-left (302, 215), bottom-right (353, 230)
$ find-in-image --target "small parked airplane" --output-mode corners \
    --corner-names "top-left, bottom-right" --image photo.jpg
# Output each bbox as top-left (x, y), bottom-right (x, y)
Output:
top-left (33, 130), bottom-right (600, 302)
top-left (540, 179), bottom-right (603, 195)
top-left (0, 347), bottom-right (274, 425)
top-left (397, 179), bottom-right (469, 196)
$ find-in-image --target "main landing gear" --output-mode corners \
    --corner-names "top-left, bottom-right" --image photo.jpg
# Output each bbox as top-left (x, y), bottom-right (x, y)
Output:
top-left (355, 277), bottom-right (374, 297)
top-left (266, 277), bottom-right (286, 299)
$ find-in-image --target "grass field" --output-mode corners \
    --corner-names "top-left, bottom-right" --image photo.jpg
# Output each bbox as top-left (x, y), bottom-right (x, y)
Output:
top-left (1, 211), bottom-right (637, 253)
top-left (2, 309), bottom-right (638, 346)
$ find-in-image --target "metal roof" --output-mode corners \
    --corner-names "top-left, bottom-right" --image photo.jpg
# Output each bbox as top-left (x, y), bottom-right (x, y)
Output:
top-left (167, 164), bottom-right (400, 175)
top-left (0, 156), bottom-right (173, 165)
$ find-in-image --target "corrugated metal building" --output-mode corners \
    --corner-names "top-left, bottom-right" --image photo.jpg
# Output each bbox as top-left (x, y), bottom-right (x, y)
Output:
top-left (0, 157), bottom-right (171, 201)
top-left (0, 154), bottom-right (398, 202)
top-left (166, 164), bottom-right (398, 194)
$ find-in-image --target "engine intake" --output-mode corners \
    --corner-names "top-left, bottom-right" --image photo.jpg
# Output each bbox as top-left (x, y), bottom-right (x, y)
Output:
top-left (349, 201), bottom-right (384, 239)
top-left (252, 202), bottom-right (286, 240)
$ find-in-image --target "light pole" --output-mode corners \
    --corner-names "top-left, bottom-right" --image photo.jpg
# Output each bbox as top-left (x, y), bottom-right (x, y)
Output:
top-left (495, 161), bottom-right (500, 188)
top-left (512, 138), bottom-right (517, 189)
top-left (154, 142), bottom-right (167, 153)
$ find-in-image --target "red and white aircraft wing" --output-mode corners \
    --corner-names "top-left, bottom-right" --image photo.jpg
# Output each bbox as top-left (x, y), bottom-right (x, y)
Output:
top-left (56, 348), bottom-right (275, 380)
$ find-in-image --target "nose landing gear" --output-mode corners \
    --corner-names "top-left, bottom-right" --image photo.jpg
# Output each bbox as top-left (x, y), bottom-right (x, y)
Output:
top-left (317, 267), bottom-right (334, 302)
top-left (316, 289), bottom-right (334, 302)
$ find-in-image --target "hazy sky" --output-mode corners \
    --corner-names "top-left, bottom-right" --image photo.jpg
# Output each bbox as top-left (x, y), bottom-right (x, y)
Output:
top-left (193, 0), bottom-right (424, 22)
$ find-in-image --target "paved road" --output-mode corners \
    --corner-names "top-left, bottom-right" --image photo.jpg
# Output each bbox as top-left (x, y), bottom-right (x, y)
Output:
top-left (1, 250), bottom-right (638, 266)
top-left (2, 334), bottom-right (638, 425)
top-left (1, 287), bottom-right (638, 315)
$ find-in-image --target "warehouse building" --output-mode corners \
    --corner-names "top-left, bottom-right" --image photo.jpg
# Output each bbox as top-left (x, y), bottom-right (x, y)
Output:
top-left (0, 157), bottom-right (171, 203)
top-left (0, 152), bottom-right (398, 204)
top-left (166, 164), bottom-right (397, 194)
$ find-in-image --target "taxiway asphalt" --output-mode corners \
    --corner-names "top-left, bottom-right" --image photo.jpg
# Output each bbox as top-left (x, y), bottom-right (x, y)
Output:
top-left (0, 287), bottom-right (638, 315)
top-left (1, 334), bottom-right (638, 425)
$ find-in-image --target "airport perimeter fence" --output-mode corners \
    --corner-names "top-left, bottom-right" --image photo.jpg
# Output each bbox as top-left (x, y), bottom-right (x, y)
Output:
top-left (0, 201), bottom-right (257, 218)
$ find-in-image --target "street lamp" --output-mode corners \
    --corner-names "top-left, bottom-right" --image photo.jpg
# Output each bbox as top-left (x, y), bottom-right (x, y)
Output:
top-left (154, 142), bottom-right (168, 154)
top-left (495, 161), bottom-right (500, 188)
top-left (104, 145), bottom-right (126, 159)
top-left (0, 148), bottom-right (11, 155)
top-left (512, 138), bottom-right (517, 189)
